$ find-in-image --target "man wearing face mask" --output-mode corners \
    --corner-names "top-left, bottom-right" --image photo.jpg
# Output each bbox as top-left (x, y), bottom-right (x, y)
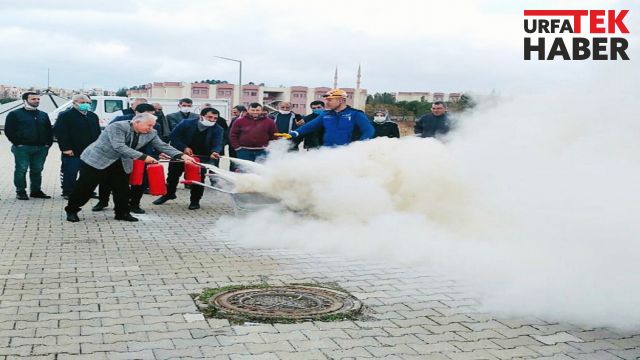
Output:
top-left (166, 98), bottom-right (199, 131)
top-left (269, 101), bottom-right (304, 151)
top-left (371, 110), bottom-right (400, 138)
top-left (153, 108), bottom-right (223, 210)
top-left (5, 92), bottom-right (54, 200)
top-left (53, 94), bottom-right (101, 199)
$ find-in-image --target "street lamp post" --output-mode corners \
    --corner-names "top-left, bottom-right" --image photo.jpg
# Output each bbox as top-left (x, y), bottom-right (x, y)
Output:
top-left (214, 56), bottom-right (242, 106)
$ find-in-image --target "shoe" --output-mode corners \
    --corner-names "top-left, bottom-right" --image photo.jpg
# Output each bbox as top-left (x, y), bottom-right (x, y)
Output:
top-left (92, 202), bottom-right (108, 212)
top-left (130, 206), bottom-right (146, 214)
top-left (152, 194), bottom-right (176, 205)
top-left (30, 191), bottom-right (51, 199)
top-left (16, 192), bottom-right (29, 200)
top-left (188, 202), bottom-right (200, 210)
top-left (114, 213), bottom-right (139, 222)
top-left (66, 212), bottom-right (80, 222)
top-left (62, 193), bottom-right (71, 200)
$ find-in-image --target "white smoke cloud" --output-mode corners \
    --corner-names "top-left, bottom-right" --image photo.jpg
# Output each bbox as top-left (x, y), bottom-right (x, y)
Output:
top-left (218, 75), bottom-right (640, 329)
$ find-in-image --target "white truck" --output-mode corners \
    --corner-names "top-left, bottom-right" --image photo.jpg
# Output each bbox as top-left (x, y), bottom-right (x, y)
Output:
top-left (49, 96), bottom-right (230, 128)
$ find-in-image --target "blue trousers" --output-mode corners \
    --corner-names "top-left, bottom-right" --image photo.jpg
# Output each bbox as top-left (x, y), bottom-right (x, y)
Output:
top-left (236, 149), bottom-right (267, 163)
top-left (60, 155), bottom-right (82, 196)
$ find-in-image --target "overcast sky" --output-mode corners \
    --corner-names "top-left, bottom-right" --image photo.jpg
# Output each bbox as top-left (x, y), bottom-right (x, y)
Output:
top-left (0, 0), bottom-right (637, 94)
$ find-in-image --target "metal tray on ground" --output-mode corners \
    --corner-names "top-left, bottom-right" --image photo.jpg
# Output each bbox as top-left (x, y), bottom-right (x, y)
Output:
top-left (189, 178), bottom-right (280, 216)
top-left (229, 192), bottom-right (280, 216)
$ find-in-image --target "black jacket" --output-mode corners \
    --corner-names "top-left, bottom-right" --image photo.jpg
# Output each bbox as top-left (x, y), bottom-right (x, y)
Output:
top-left (372, 121), bottom-right (400, 138)
top-left (5, 107), bottom-right (53, 146)
top-left (216, 117), bottom-right (230, 155)
top-left (414, 113), bottom-right (450, 138)
top-left (301, 113), bottom-right (323, 149)
top-left (170, 119), bottom-right (224, 158)
top-left (54, 108), bottom-right (101, 155)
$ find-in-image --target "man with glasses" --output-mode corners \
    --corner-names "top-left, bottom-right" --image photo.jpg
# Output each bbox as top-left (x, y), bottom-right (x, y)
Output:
top-left (414, 101), bottom-right (451, 138)
top-left (53, 94), bottom-right (101, 199)
top-left (4, 92), bottom-right (54, 200)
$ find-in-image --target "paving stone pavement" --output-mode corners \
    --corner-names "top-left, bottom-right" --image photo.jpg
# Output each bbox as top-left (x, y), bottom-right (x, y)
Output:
top-left (0, 137), bottom-right (638, 359)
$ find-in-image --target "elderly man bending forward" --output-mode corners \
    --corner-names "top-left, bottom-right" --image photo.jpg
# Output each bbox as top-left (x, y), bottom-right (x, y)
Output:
top-left (65, 113), bottom-right (195, 222)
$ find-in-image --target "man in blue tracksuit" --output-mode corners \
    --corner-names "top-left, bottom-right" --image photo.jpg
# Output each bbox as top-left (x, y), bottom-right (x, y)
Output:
top-left (288, 89), bottom-right (374, 146)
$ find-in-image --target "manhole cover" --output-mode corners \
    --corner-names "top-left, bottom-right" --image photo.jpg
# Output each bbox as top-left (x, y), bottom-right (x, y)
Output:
top-left (209, 285), bottom-right (362, 321)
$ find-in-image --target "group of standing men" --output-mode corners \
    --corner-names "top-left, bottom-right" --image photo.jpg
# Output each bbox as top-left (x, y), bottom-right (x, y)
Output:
top-left (3, 88), bottom-right (451, 223)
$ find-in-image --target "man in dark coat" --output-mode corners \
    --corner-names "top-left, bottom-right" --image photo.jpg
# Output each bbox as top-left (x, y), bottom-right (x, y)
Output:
top-left (153, 107), bottom-right (224, 210)
top-left (165, 98), bottom-right (199, 131)
top-left (301, 100), bottom-right (325, 149)
top-left (54, 94), bottom-right (101, 199)
top-left (269, 101), bottom-right (304, 151)
top-left (414, 101), bottom-right (451, 138)
top-left (4, 92), bottom-right (54, 200)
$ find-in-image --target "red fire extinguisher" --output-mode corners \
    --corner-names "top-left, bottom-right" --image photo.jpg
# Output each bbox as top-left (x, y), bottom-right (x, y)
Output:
top-left (129, 159), bottom-right (145, 185)
top-left (184, 156), bottom-right (201, 184)
top-left (147, 164), bottom-right (167, 196)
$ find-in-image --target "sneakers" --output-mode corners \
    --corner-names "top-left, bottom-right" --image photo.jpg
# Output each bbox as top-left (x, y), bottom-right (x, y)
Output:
top-left (188, 202), bottom-right (200, 210)
top-left (16, 192), bottom-right (29, 200)
top-left (114, 213), bottom-right (139, 222)
top-left (92, 202), bottom-right (108, 212)
top-left (152, 194), bottom-right (176, 205)
top-left (66, 212), bottom-right (80, 222)
top-left (130, 206), bottom-right (146, 214)
top-left (30, 191), bottom-right (51, 199)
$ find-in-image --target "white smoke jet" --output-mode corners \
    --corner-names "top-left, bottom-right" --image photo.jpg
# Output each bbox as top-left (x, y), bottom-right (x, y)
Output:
top-left (217, 81), bottom-right (640, 329)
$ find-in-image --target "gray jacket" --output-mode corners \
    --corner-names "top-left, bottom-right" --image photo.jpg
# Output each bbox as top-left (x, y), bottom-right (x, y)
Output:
top-left (166, 111), bottom-right (199, 132)
top-left (80, 121), bottom-right (182, 173)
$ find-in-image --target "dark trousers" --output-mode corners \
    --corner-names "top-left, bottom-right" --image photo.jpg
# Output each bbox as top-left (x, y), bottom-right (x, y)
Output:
top-left (98, 170), bottom-right (145, 207)
top-left (60, 155), bottom-right (82, 196)
top-left (228, 146), bottom-right (238, 172)
top-left (11, 145), bottom-right (49, 193)
top-left (166, 161), bottom-right (207, 203)
top-left (65, 161), bottom-right (130, 216)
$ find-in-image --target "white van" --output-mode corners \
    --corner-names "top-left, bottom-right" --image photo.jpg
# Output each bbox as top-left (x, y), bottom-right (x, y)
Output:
top-left (49, 96), bottom-right (230, 128)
